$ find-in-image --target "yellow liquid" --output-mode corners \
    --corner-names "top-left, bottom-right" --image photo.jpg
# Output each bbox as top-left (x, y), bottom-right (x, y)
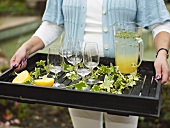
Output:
top-left (115, 55), bottom-right (138, 74)
top-left (114, 37), bottom-right (140, 74)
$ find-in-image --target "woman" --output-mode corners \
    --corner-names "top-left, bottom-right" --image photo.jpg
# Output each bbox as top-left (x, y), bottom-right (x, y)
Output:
top-left (10, 0), bottom-right (170, 128)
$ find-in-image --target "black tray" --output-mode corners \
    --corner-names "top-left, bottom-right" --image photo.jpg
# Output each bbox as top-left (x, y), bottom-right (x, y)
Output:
top-left (0, 53), bottom-right (162, 118)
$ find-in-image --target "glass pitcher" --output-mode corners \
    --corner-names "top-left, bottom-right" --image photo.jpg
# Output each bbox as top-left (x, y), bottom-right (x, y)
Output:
top-left (113, 22), bottom-right (144, 74)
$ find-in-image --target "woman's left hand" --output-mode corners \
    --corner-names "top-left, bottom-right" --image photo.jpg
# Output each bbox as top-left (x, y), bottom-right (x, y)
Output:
top-left (154, 52), bottom-right (169, 84)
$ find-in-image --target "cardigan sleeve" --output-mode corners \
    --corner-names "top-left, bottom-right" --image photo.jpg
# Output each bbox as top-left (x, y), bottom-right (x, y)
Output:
top-left (42, 0), bottom-right (64, 25)
top-left (136, 0), bottom-right (170, 28)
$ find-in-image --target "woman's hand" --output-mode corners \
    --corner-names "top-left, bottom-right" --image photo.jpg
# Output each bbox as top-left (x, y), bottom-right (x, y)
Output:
top-left (153, 31), bottom-right (170, 84)
top-left (154, 50), bottom-right (169, 84)
top-left (10, 36), bottom-right (45, 72)
top-left (10, 44), bottom-right (29, 72)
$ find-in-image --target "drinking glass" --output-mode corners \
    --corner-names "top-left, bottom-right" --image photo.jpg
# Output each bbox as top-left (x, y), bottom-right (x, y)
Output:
top-left (77, 65), bottom-right (91, 80)
top-left (59, 32), bottom-right (72, 72)
top-left (83, 42), bottom-right (99, 85)
top-left (66, 39), bottom-right (83, 71)
top-left (48, 46), bottom-right (64, 88)
top-left (59, 31), bottom-right (68, 63)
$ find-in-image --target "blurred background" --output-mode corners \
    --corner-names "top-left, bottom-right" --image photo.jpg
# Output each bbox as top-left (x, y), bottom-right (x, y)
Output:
top-left (0, 0), bottom-right (170, 128)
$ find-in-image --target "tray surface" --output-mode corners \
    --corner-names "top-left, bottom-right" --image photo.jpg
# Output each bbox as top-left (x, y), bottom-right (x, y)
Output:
top-left (0, 53), bottom-right (162, 117)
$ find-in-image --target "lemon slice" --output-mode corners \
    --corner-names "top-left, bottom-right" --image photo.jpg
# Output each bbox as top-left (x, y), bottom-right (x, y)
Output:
top-left (12, 70), bottom-right (31, 84)
top-left (34, 78), bottom-right (54, 87)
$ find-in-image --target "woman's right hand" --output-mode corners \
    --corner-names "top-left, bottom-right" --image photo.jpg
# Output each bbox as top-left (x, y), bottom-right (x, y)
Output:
top-left (10, 36), bottom-right (45, 72)
top-left (10, 44), bottom-right (29, 72)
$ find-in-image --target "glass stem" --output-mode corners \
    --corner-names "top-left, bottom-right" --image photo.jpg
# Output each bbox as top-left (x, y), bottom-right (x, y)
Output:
top-left (82, 75), bottom-right (85, 81)
top-left (54, 72), bottom-right (58, 84)
top-left (90, 68), bottom-right (94, 76)
top-left (74, 64), bottom-right (78, 72)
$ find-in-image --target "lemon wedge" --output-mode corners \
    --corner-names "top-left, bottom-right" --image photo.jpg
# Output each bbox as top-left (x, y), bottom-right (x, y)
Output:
top-left (34, 78), bottom-right (54, 87)
top-left (12, 70), bottom-right (31, 84)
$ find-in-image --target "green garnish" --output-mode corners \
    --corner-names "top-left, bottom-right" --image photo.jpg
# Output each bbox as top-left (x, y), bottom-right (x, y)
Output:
top-left (65, 71), bottom-right (79, 81)
top-left (66, 81), bottom-right (88, 90)
top-left (61, 62), bottom-right (74, 72)
top-left (30, 60), bottom-right (50, 79)
top-left (115, 30), bottom-right (141, 40)
top-left (64, 63), bottom-right (140, 94)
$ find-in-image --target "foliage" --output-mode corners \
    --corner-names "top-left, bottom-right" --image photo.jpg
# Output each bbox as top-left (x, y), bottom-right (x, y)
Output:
top-left (64, 63), bottom-right (140, 94)
top-left (0, 0), bottom-right (34, 16)
top-left (66, 81), bottom-right (88, 90)
top-left (0, 99), bottom-right (30, 126)
top-left (30, 60), bottom-right (50, 78)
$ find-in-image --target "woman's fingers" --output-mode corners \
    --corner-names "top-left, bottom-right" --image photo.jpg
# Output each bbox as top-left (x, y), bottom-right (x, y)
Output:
top-left (154, 58), bottom-right (169, 84)
top-left (161, 69), bottom-right (169, 84)
top-left (10, 56), bottom-right (27, 72)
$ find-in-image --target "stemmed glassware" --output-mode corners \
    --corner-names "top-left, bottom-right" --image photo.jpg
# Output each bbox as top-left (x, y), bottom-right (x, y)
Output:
top-left (59, 32), bottom-right (69, 72)
top-left (59, 31), bottom-right (68, 63)
top-left (66, 39), bottom-right (83, 72)
top-left (47, 45), bottom-right (64, 88)
top-left (59, 32), bottom-right (73, 72)
top-left (77, 64), bottom-right (91, 81)
top-left (83, 42), bottom-right (99, 85)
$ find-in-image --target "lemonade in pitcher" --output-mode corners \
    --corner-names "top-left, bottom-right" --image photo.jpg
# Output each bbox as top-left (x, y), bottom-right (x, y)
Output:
top-left (113, 23), bottom-right (143, 74)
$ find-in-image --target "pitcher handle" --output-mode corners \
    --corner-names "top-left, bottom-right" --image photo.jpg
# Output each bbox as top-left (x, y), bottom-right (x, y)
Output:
top-left (131, 38), bottom-right (144, 68)
top-left (136, 38), bottom-right (144, 67)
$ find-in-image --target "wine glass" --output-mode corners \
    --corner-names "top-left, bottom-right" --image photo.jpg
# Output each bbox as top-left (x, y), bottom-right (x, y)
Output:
top-left (77, 64), bottom-right (91, 81)
top-left (48, 46), bottom-right (65, 88)
top-left (83, 42), bottom-right (99, 85)
top-left (59, 31), bottom-right (67, 63)
top-left (66, 39), bottom-right (83, 71)
top-left (59, 32), bottom-right (72, 72)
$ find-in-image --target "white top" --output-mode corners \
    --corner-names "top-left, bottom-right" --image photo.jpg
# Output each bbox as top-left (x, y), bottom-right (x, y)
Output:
top-left (33, 0), bottom-right (170, 55)
top-left (83, 0), bottom-right (103, 56)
